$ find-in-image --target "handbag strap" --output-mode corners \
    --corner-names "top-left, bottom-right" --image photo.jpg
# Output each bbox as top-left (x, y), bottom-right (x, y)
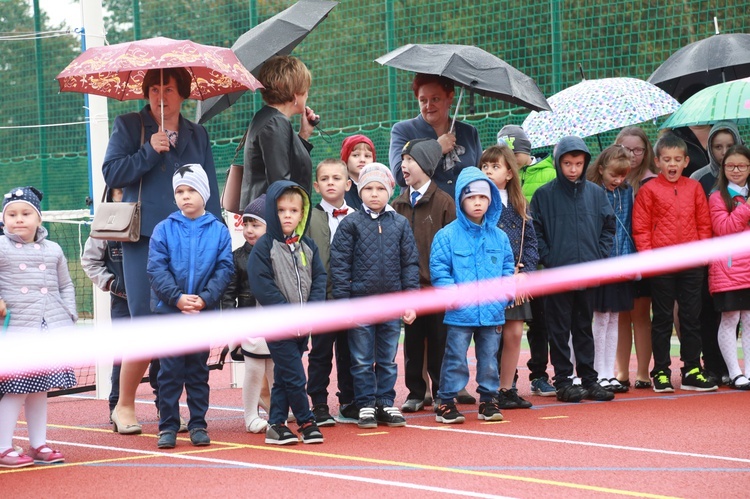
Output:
top-left (516, 218), bottom-right (526, 271)
top-left (101, 113), bottom-right (145, 203)
top-left (231, 128), bottom-right (249, 165)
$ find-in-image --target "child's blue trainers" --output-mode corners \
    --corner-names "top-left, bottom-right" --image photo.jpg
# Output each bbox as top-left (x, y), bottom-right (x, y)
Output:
top-left (530, 377), bottom-right (556, 397)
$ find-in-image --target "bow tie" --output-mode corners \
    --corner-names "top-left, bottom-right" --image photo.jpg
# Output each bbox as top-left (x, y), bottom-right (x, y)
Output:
top-left (332, 208), bottom-right (349, 218)
top-left (285, 235), bottom-right (299, 245)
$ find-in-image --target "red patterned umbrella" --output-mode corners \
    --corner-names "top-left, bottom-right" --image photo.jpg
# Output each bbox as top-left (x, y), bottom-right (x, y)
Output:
top-left (56, 36), bottom-right (263, 101)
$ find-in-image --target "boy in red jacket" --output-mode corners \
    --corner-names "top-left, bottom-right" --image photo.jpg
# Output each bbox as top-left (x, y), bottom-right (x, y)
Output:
top-left (632, 133), bottom-right (716, 393)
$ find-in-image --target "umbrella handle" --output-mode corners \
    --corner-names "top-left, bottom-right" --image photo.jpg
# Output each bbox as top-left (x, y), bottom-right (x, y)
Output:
top-left (160, 69), bottom-right (164, 131)
top-left (450, 87), bottom-right (465, 134)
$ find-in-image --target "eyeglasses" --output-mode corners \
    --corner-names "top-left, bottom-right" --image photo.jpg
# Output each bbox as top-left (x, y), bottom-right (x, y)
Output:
top-left (623, 147), bottom-right (645, 156)
top-left (724, 163), bottom-right (750, 172)
top-left (481, 163), bottom-right (505, 171)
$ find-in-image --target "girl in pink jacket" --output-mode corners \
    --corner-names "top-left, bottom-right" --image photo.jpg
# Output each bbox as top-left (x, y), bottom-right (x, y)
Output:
top-left (708, 145), bottom-right (750, 390)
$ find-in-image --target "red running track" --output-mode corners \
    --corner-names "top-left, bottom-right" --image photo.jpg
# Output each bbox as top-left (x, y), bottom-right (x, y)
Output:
top-left (2, 347), bottom-right (749, 498)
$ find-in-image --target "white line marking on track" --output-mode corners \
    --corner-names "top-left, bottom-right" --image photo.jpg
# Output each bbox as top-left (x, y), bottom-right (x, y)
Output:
top-left (17, 437), bottom-right (516, 499)
top-left (409, 424), bottom-right (750, 464)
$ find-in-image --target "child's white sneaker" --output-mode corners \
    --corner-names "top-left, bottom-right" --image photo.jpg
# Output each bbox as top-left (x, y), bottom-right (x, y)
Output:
top-left (246, 417), bottom-right (268, 433)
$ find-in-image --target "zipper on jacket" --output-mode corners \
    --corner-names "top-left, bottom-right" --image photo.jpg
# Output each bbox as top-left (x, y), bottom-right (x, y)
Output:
top-left (187, 221), bottom-right (196, 294)
top-left (289, 244), bottom-right (304, 335)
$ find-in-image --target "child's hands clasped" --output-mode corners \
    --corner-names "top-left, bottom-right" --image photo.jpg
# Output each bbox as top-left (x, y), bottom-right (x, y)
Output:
top-left (402, 309), bottom-right (417, 325)
top-left (176, 294), bottom-right (205, 314)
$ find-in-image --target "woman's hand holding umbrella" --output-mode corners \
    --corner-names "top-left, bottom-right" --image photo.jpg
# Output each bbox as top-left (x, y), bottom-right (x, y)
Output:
top-left (437, 131), bottom-right (456, 155)
top-left (149, 130), bottom-right (170, 154)
top-left (299, 105), bottom-right (319, 141)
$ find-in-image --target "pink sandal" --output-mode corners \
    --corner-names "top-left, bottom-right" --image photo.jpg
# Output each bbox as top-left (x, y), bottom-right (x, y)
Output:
top-left (0, 448), bottom-right (34, 468)
top-left (27, 445), bottom-right (65, 464)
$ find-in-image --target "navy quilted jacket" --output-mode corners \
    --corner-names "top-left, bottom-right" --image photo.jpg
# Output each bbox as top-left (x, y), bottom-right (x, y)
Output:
top-left (330, 209), bottom-right (420, 298)
top-left (497, 201), bottom-right (539, 273)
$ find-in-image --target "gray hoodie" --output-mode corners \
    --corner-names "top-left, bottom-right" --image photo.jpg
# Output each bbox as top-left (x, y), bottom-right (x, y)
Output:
top-left (690, 121), bottom-right (743, 197)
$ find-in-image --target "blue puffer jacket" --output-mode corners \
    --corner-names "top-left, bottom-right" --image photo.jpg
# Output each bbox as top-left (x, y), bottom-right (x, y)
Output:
top-left (330, 206), bottom-right (419, 299)
top-left (147, 211), bottom-right (234, 313)
top-left (605, 184), bottom-right (635, 258)
top-left (430, 167), bottom-right (516, 326)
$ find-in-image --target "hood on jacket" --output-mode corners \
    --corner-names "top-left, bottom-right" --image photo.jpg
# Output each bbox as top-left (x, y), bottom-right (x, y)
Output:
top-left (454, 166), bottom-right (502, 230)
top-left (553, 136), bottom-right (591, 187)
top-left (264, 180), bottom-right (311, 243)
top-left (707, 120), bottom-right (743, 175)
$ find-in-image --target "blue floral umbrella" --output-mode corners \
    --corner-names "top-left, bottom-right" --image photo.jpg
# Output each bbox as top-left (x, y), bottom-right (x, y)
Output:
top-left (522, 77), bottom-right (679, 149)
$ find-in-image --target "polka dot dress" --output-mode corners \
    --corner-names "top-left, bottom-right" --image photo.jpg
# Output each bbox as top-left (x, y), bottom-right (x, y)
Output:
top-left (0, 320), bottom-right (76, 394)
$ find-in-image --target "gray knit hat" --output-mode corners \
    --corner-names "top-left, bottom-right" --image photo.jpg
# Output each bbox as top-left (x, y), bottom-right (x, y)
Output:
top-left (173, 164), bottom-right (210, 206)
top-left (402, 138), bottom-right (443, 177)
top-left (497, 125), bottom-right (532, 155)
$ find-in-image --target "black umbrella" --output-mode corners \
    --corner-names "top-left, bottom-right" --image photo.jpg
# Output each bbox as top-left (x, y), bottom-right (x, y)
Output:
top-left (375, 43), bottom-right (551, 116)
top-left (647, 32), bottom-right (750, 100)
top-left (196, 0), bottom-right (338, 123)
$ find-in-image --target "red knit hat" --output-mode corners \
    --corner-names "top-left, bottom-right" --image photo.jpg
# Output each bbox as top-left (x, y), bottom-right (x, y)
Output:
top-left (340, 134), bottom-right (376, 163)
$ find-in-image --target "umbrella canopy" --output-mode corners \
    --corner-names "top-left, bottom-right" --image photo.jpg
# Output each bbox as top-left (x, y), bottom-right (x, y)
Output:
top-left (647, 33), bottom-right (750, 99)
top-left (375, 43), bottom-right (551, 112)
top-left (56, 36), bottom-right (262, 101)
top-left (196, 0), bottom-right (338, 123)
top-left (660, 78), bottom-right (750, 129)
top-left (522, 77), bottom-right (679, 149)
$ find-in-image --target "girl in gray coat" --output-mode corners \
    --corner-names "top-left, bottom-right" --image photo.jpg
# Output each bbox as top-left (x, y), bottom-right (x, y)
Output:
top-left (0, 186), bottom-right (76, 468)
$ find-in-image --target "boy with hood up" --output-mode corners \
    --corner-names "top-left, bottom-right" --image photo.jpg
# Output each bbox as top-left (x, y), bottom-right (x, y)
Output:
top-left (690, 121), bottom-right (744, 385)
top-left (530, 136), bottom-right (616, 403)
top-left (248, 181), bottom-right (328, 445)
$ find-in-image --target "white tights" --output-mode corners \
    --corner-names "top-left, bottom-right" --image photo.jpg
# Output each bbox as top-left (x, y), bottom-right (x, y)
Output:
top-left (242, 357), bottom-right (273, 432)
top-left (717, 311), bottom-right (750, 381)
top-left (0, 392), bottom-right (48, 454)
top-left (593, 311), bottom-right (619, 380)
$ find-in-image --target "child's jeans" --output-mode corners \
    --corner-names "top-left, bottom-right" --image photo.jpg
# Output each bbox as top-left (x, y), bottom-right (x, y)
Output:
top-left (157, 350), bottom-right (210, 433)
top-left (650, 268), bottom-right (703, 377)
top-left (348, 319), bottom-right (400, 408)
top-left (267, 336), bottom-right (315, 425)
top-left (437, 325), bottom-right (501, 403)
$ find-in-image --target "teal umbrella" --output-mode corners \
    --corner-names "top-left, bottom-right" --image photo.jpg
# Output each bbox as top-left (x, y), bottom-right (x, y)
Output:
top-left (661, 78), bottom-right (750, 129)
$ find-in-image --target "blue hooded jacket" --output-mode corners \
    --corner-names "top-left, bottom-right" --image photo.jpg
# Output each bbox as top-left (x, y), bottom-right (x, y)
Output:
top-left (147, 211), bottom-right (233, 314)
top-left (530, 136), bottom-right (615, 268)
top-left (430, 167), bottom-right (515, 326)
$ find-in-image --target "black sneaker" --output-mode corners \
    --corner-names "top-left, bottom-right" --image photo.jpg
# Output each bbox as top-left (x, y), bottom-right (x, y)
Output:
top-left (265, 423), bottom-right (298, 445)
top-left (477, 399), bottom-right (504, 421)
top-left (312, 403), bottom-right (336, 427)
top-left (298, 420), bottom-right (324, 444)
top-left (157, 430), bottom-right (176, 449)
top-left (435, 402), bottom-right (465, 424)
top-left (680, 368), bottom-right (718, 392)
top-left (335, 402), bottom-right (359, 424)
top-left (376, 405), bottom-right (406, 427)
top-left (189, 428), bottom-right (211, 446)
top-left (652, 371), bottom-right (675, 393)
top-left (556, 384), bottom-right (586, 403)
top-left (497, 388), bottom-right (533, 409)
top-left (584, 383), bottom-right (615, 401)
top-left (456, 390), bottom-right (477, 404)
top-left (357, 407), bottom-right (378, 429)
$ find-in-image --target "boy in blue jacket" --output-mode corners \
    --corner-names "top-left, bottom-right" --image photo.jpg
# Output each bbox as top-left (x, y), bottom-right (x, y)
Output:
top-left (530, 136), bottom-right (616, 403)
top-left (147, 164), bottom-right (234, 449)
top-left (430, 167), bottom-right (516, 424)
top-left (330, 163), bottom-right (420, 429)
top-left (248, 181), bottom-right (328, 445)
